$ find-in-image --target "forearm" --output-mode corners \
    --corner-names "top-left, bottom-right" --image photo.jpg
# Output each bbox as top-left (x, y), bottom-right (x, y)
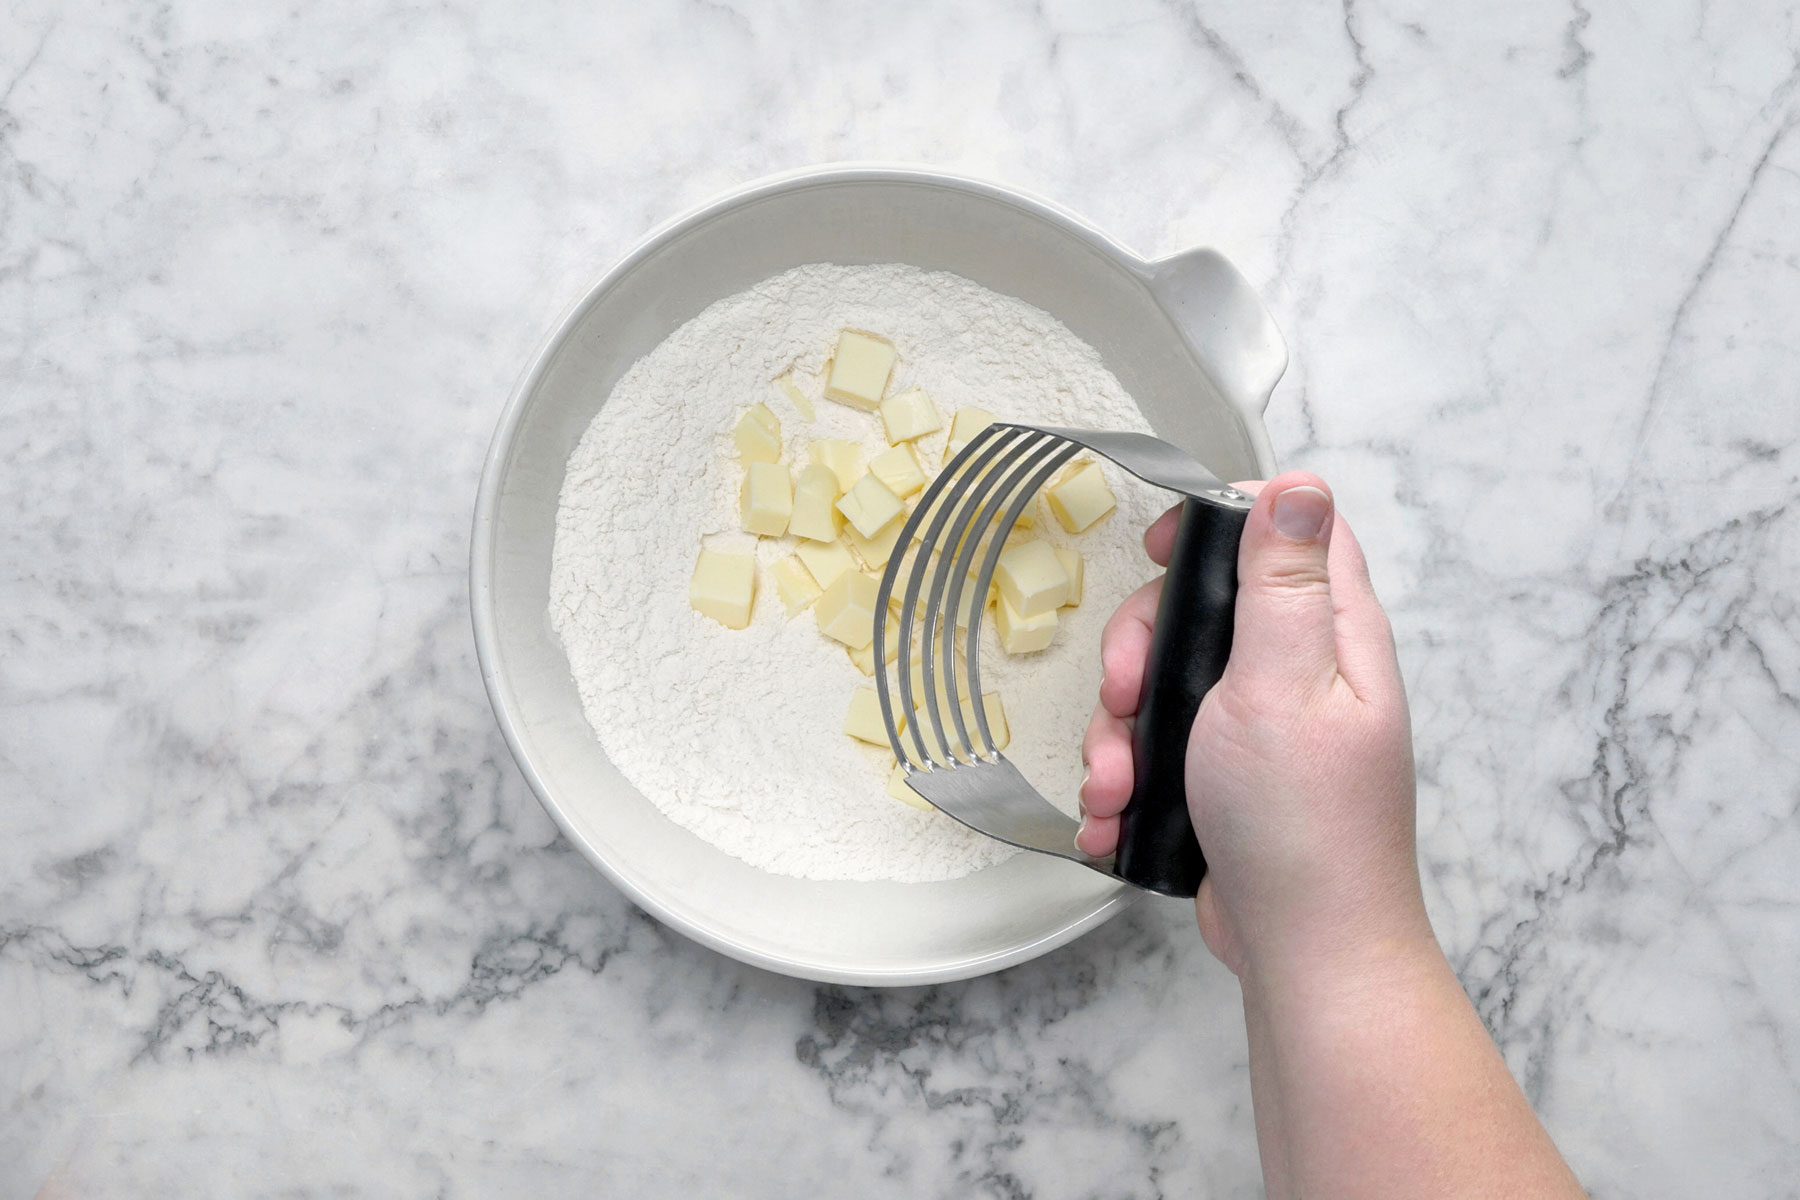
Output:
top-left (1242, 983), bottom-right (1295, 1200)
top-left (1243, 936), bottom-right (1584, 1199)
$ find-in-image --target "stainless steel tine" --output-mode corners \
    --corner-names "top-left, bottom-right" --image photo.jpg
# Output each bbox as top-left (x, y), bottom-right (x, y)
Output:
top-left (936, 432), bottom-right (1077, 759)
top-left (876, 423), bottom-right (1025, 767)
top-left (959, 439), bottom-right (1083, 741)
top-left (913, 429), bottom-right (1047, 766)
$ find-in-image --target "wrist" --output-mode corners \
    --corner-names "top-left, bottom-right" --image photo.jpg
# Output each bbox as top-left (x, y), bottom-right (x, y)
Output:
top-left (1240, 909), bottom-right (1444, 1007)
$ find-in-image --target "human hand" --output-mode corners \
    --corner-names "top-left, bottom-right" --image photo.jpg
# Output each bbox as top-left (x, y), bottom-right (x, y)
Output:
top-left (1076, 474), bottom-right (1429, 980)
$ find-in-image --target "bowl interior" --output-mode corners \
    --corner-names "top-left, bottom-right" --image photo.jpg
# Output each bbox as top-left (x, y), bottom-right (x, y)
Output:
top-left (477, 175), bottom-right (1262, 984)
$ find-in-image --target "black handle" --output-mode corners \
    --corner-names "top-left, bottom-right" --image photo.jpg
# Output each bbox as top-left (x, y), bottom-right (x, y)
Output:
top-left (1113, 496), bottom-right (1247, 898)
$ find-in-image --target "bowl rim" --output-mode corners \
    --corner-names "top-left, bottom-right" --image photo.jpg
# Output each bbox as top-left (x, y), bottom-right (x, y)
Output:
top-left (471, 164), bottom-right (1172, 986)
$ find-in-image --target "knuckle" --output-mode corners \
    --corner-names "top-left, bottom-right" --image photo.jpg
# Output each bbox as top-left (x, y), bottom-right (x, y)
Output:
top-left (1251, 558), bottom-right (1331, 592)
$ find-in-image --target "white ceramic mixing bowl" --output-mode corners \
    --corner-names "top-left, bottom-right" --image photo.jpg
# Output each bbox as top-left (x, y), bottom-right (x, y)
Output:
top-left (471, 165), bottom-right (1286, 986)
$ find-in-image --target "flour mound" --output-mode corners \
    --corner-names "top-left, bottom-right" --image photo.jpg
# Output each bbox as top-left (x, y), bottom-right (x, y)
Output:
top-left (550, 264), bottom-right (1159, 883)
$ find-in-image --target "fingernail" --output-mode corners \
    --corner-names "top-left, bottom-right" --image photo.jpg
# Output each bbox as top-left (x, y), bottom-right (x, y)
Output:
top-left (1272, 486), bottom-right (1331, 540)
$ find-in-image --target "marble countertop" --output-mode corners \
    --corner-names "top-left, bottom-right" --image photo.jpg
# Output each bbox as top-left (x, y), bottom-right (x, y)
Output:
top-left (4, 0), bottom-right (1797, 1195)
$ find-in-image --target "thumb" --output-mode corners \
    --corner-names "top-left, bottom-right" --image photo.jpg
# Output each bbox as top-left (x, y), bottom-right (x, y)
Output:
top-left (1229, 472), bottom-right (1338, 691)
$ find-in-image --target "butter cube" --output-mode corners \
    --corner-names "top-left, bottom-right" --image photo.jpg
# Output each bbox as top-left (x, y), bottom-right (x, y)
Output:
top-left (988, 484), bottom-right (1039, 534)
top-left (954, 574), bottom-right (986, 628)
top-left (1046, 461), bottom-right (1116, 533)
top-left (907, 710), bottom-right (958, 764)
top-left (739, 462), bottom-right (792, 537)
top-left (790, 464), bottom-right (842, 542)
top-left (946, 407), bottom-right (996, 458)
top-left (809, 439), bottom-right (862, 492)
top-left (846, 633), bottom-right (900, 675)
top-left (837, 473), bottom-right (905, 539)
top-left (994, 540), bottom-right (1070, 616)
top-left (816, 569), bottom-right (880, 649)
top-left (889, 545), bottom-right (954, 613)
top-left (995, 595), bottom-right (1058, 653)
top-left (776, 373), bottom-right (814, 421)
top-left (847, 514), bottom-right (905, 571)
top-left (796, 462), bottom-right (841, 496)
top-left (1055, 548), bottom-right (1084, 607)
top-left (795, 538), bottom-right (858, 591)
top-left (906, 652), bottom-right (971, 708)
top-left (886, 762), bottom-right (933, 812)
top-left (734, 403), bottom-right (782, 463)
top-left (869, 444), bottom-right (927, 498)
top-left (689, 547), bottom-right (755, 629)
top-left (880, 387), bottom-right (942, 444)
top-left (895, 557), bottom-right (977, 626)
top-left (976, 692), bottom-right (1010, 750)
top-left (886, 544), bottom-right (923, 605)
top-left (907, 494), bottom-right (938, 542)
top-left (773, 555), bottom-right (822, 617)
top-left (957, 692), bottom-right (1011, 751)
top-left (844, 687), bottom-right (892, 746)
top-left (910, 692), bottom-right (1009, 759)
top-left (824, 329), bottom-right (897, 411)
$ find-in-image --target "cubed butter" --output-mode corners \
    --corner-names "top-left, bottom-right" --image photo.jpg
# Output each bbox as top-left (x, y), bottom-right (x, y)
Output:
top-left (888, 545), bottom-right (952, 612)
top-left (989, 482), bottom-right (1039, 533)
top-left (1055, 548), bottom-right (1084, 607)
top-left (945, 407), bottom-right (996, 458)
top-left (739, 461), bottom-right (792, 537)
top-left (954, 574), bottom-right (986, 629)
top-left (869, 444), bottom-right (927, 498)
top-left (796, 462), bottom-right (840, 496)
top-left (776, 373), bottom-right (814, 421)
top-left (847, 514), bottom-right (905, 571)
top-left (994, 539), bottom-right (1070, 616)
top-left (734, 403), bottom-right (781, 463)
top-left (965, 692), bottom-right (1010, 751)
top-left (880, 387), bottom-right (942, 444)
top-left (846, 633), bottom-right (900, 675)
top-left (907, 494), bottom-right (938, 542)
top-left (886, 762), bottom-right (933, 812)
top-left (982, 692), bottom-right (1010, 749)
top-left (844, 687), bottom-right (892, 746)
top-left (816, 569), bottom-right (880, 649)
top-left (842, 629), bottom-right (900, 676)
top-left (689, 547), bottom-right (755, 629)
top-left (823, 329), bottom-right (896, 411)
top-left (789, 464), bottom-right (842, 542)
top-left (809, 439), bottom-right (862, 492)
top-left (794, 538), bottom-right (858, 591)
top-left (1046, 460), bottom-right (1116, 533)
top-left (995, 594), bottom-right (1058, 653)
top-left (986, 505), bottom-right (1036, 535)
top-left (906, 652), bottom-right (971, 708)
top-left (886, 544), bottom-right (924, 606)
top-left (910, 691), bottom-right (1009, 759)
top-left (836, 473), bottom-right (905, 539)
top-left (906, 710), bottom-right (956, 763)
top-left (772, 555), bottom-right (822, 617)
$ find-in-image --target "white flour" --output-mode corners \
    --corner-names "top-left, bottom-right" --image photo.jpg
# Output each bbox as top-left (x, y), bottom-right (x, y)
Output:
top-left (550, 264), bottom-right (1161, 882)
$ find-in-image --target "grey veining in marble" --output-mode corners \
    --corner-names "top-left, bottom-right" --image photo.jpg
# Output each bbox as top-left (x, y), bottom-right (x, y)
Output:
top-left (3, 0), bottom-right (1797, 1195)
